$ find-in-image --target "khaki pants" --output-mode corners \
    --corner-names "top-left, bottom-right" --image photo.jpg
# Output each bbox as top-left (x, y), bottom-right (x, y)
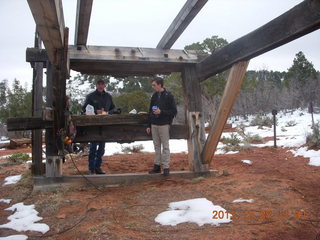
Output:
top-left (151, 124), bottom-right (170, 168)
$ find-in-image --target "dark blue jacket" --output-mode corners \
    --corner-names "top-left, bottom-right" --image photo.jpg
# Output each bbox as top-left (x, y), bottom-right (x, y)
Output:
top-left (148, 89), bottom-right (177, 127)
top-left (82, 90), bottom-right (116, 114)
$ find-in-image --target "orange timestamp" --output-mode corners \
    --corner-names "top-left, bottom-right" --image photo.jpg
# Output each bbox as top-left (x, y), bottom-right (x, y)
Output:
top-left (212, 209), bottom-right (308, 221)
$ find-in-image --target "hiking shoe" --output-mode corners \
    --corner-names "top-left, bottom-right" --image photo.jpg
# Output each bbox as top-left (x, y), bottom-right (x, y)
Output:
top-left (148, 164), bottom-right (161, 174)
top-left (163, 168), bottom-right (170, 176)
top-left (95, 168), bottom-right (106, 174)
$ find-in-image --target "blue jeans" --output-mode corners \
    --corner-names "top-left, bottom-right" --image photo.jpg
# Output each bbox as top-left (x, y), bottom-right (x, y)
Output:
top-left (88, 142), bottom-right (105, 171)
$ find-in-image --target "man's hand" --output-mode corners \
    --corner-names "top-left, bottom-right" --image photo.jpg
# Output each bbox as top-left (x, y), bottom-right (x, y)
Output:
top-left (146, 128), bottom-right (151, 135)
top-left (96, 109), bottom-right (103, 114)
top-left (153, 108), bottom-right (161, 115)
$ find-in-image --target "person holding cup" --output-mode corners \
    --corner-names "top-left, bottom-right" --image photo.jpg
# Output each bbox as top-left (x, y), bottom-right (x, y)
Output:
top-left (146, 77), bottom-right (177, 176)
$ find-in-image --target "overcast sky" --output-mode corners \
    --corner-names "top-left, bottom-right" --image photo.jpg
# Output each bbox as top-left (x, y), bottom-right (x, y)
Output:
top-left (0, 0), bottom-right (319, 88)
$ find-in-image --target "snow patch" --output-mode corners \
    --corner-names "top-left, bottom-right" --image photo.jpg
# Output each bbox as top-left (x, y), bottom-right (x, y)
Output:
top-left (0, 199), bottom-right (11, 204)
top-left (155, 198), bottom-right (232, 226)
top-left (3, 175), bottom-right (22, 186)
top-left (241, 160), bottom-right (252, 165)
top-left (0, 202), bottom-right (49, 234)
top-left (233, 198), bottom-right (254, 203)
top-left (0, 235), bottom-right (28, 240)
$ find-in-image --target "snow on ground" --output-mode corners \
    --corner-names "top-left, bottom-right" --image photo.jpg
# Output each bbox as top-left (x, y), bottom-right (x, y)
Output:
top-left (2, 175), bottom-right (22, 186)
top-left (0, 199), bottom-right (11, 204)
top-left (241, 160), bottom-right (253, 165)
top-left (155, 198), bottom-right (232, 226)
top-left (0, 202), bottom-right (50, 234)
top-left (233, 198), bottom-right (254, 203)
top-left (0, 235), bottom-right (28, 240)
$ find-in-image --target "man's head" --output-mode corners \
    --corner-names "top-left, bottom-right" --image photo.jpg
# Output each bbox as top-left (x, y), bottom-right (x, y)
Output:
top-left (95, 79), bottom-right (106, 93)
top-left (151, 77), bottom-right (164, 92)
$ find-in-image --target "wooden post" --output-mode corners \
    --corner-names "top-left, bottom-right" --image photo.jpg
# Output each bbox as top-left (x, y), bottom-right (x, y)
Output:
top-left (182, 65), bottom-right (208, 172)
top-left (46, 156), bottom-right (62, 177)
top-left (202, 61), bottom-right (249, 164)
top-left (31, 30), bottom-right (44, 175)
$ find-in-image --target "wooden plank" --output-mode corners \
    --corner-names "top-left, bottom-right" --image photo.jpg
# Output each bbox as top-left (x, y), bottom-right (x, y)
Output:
top-left (34, 170), bottom-right (218, 190)
top-left (197, 0), bottom-right (320, 81)
top-left (157, 0), bottom-right (208, 49)
top-left (74, 0), bottom-right (93, 46)
top-left (7, 117), bottom-right (53, 131)
top-left (72, 114), bottom-right (149, 126)
top-left (181, 65), bottom-right (208, 172)
top-left (27, 0), bottom-right (65, 64)
top-left (74, 124), bottom-right (188, 143)
top-left (202, 61), bottom-right (249, 164)
top-left (69, 45), bottom-right (198, 76)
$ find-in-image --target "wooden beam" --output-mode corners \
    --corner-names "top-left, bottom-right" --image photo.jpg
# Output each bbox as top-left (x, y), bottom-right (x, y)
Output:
top-left (181, 65), bottom-right (208, 172)
top-left (157, 0), bottom-right (208, 49)
top-left (74, 124), bottom-right (188, 143)
top-left (71, 114), bottom-right (149, 126)
top-left (32, 32), bottom-right (44, 176)
top-left (27, 0), bottom-right (65, 64)
top-left (74, 0), bottom-right (93, 46)
top-left (197, 0), bottom-right (320, 81)
top-left (69, 45), bottom-right (198, 76)
top-left (202, 61), bottom-right (249, 164)
top-left (7, 117), bottom-right (53, 131)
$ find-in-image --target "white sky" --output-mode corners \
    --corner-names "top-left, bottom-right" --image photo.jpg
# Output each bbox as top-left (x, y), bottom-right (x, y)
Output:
top-left (0, 0), bottom-right (319, 88)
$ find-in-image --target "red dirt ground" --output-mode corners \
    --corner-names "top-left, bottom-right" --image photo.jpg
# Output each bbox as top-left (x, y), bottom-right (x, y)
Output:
top-left (0, 144), bottom-right (320, 240)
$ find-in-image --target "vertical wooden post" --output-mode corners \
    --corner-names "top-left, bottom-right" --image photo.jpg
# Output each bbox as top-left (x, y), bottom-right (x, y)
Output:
top-left (182, 65), bottom-right (208, 172)
top-left (202, 61), bottom-right (249, 164)
top-left (45, 28), bottom-right (69, 177)
top-left (31, 31), bottom-right (44, 175)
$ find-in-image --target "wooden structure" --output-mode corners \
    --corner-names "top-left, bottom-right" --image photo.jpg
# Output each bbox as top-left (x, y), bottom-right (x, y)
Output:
top-left (7, 0), bottom-right (320, 181)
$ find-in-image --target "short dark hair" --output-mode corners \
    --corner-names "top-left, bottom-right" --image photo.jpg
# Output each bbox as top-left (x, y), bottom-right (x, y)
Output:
top-left (152, 77), bottom-right (164, 87)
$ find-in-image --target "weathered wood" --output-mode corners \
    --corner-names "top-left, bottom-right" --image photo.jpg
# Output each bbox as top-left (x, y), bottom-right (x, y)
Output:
top-left (69, 45), bottom-right (198, 76)
top-left (72, 114), bottom-right (149, 126)
top-left (74, 0), bottom-right (93, 46)
top-left (42, 107), bottom-right (54, 121)
top-left (26, 48), bottom-right (48, 68)
top-left (182, 65), bottom-right (208, 172)
top-left (27, 0), bottom-right (65, 64)
top-left (45, 61), bottom-right (56, 156)
top-left (202, 61), bottom-right (249, 164)
top-left (34, 170), bottom-right (218, 190)
top-left (32, 31), bottom-right (44, 175)
top-left (9, 138), bottom-right (32, 149)
top-left (157, 0), bottom-right (208, 49)
top-left (7, 117), bottom-right (53, 131)
top-left (46, 156), bottom-right (62, 177)
top-left (74, 124), bottom-right (188, 143)
top-left (197, 0), bottom-right (320, 80)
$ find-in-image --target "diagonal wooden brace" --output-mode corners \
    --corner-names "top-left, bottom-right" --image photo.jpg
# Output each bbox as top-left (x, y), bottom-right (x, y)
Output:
top-left (201, 60), bottom-right (249, 164)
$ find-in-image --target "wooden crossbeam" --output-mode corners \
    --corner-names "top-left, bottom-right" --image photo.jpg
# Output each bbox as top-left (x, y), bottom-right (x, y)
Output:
top-left (157, 0), bottom-right (208, 49)
top-left (7, 117), bottom-right (53, 131)
top-left (74, 124), bottom-right (188, 143)
top-left (197, 0), bottom-right (320, 81)
top-left (27, 0), bottom-right (65, 64)
top-left (74, 0), bottom-right (93, 46)
top-left (201, 61), bottom-right (249, 164)
top-left (69, 45), bottom-right (199, 76)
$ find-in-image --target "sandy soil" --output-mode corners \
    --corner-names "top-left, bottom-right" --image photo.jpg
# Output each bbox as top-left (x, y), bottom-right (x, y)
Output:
top-left (0, 144), bottom-right (320, 240)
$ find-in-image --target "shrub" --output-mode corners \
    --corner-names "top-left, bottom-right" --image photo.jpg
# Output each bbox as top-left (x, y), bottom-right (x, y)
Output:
top-left (285, 120), bottom-right (297, 127)
top-left (236, 126), bottom-right (263, 143)
top-left (250, 115), bottom-right (273, 128)
top-left (122, 144), bottom-right (144, 153)
top-left (306, 122), bottom-right (320, 149)
top-left (7, 152), bottom-right (29, 164)
top-left (221, 133), bottom-right (241, 152)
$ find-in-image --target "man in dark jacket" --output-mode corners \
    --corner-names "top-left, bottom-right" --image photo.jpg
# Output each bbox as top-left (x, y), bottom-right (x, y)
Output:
top-left (146, 77), bottom-right (177, 176)
top-left (82, 79), bottom-right (115, 174)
